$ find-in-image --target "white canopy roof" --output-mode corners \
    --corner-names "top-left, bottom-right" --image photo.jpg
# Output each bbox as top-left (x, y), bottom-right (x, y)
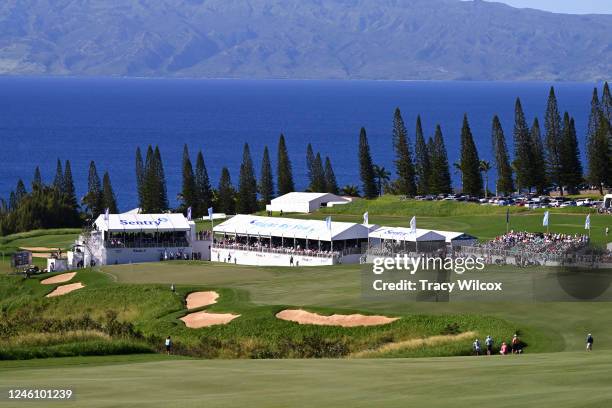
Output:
top-left (213, 214), bottom-right (370, 241)
top-left (94, 213), bottom-right (191, 232)
top-left (369, 227), bottom-right (446, 242)
top-left (270, 192), bottom-right (349, 203)
top-left (429, 229), bottom-right (477, 243)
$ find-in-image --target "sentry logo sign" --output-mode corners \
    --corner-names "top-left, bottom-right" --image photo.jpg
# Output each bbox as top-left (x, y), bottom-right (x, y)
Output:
top-left (249, 219), bottom-right (317, 233)
top-left (119, 217), bottom-right (169, 226)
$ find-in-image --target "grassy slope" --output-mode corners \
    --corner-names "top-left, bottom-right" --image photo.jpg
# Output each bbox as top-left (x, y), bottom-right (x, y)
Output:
top-left (106, 262), bottom-right (612, 353)
top-left (308, 196), bottom-right (610, 245)
top-left (1, 352), bottom-right (611, 408)
top-left (0, 228), bottom-right (80, 250)
top-left (0, 268), bottom-right (519, 359)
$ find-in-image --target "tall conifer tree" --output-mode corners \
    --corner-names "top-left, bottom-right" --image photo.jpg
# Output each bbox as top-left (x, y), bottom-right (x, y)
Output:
top-left (259, 146), bottom-right (274, 205)
top-left (237, 143), bottom-right (258, 214)
top-left (63, 160), bottom-right (78, 210)
top-left (530, 118), bottom-right (547, 194)
top-left (544, 87), bottom-right (563, 194)
top-left (559, 113), bottom-right (583, 193)
top-left (276, 134), bottom-right (295, 195)
top-left (459, 114), bottom-right (483, 196)
top-left (513, 98), bottom-right (534, 191)
top-left (414, 116), bottom-right (431, 195)
top-left (358, 127), bottom-right (377, 198)
top-left (32, 166), bottom-right (43, 190)
top-left (429, 126), bottom-right (452, 194)
top-left (306, 143), bottom-right (315, 187)
top-left (310, 152), bottom-right (326, 192)
top-left (217, 167), bottom-right (235, 214)
top-left (602, 82), bottom-right (612, 123)
top-left (491, 115), bottom-right (514, 195)
top-left (135, 147), bottom-right (145, 208)
top-left (84, 160), bottom-right (103, 217)
top-left (102, 171), bottom-right (119, 213)
top-left (587, 113), bottom-right (611, 194)
top-left (194, 151), bottom-right (212, 215)
top-left (180, 144), bottom-right (196, 212)
top-left (53, 159), bottom-right (64, 192)
top-left (324, 156), bottom-right (339, 194)
top-left (392, 108), bottom-right (416, 196)
top-left (154, 146), bottom-right (168, 211)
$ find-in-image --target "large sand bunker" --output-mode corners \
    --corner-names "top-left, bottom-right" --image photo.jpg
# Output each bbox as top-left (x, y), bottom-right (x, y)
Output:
top-left (185, 291), bottom-right (219, 310)
top-left (276, 309), bottom-right (399, 327)
top-left (41, 272), bottom-right (77, 285)
top-left (46, 282), bottom-right (85, 298)
top-left (180, 311), bottom-right (240, 328)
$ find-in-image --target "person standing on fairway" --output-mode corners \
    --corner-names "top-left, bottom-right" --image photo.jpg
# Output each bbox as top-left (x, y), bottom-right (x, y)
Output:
top-left (586, 333), bottom-right (594, 351)
top-left (473, 338), bottom-right (481, 355)
top-left (485, 335), bottom-right (494, 355)
top-left (165, 336), bottom-right (173, 355)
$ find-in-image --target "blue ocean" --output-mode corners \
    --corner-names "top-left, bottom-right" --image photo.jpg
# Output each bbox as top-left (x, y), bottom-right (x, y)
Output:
top-left (0, 77), bottom-right (597, 209)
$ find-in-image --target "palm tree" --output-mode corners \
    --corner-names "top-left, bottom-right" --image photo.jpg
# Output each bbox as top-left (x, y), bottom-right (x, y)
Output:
top-left (453, 162), bottom-right (463, 193)
top-left (479, 160), bottom-right (492, 199)
top-left (341, 184), bottom-right (360, 197)
top-left (373, 165), bottom-right (391, 196)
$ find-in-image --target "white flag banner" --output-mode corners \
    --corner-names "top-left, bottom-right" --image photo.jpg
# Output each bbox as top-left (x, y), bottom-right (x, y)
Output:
top-left (585, 214), bottom-right (591, 230)
top-left (363, 212), bottom-right (369, 225)
top-left (208, 207), bottom-right (214, 221)
top-left (410, 216), bottom-right (416, 233)
top-left (543, 211), bottom-right (549, 227)
top-left (187, 206), bottom-right (192, 221)
top-left (104, 208), bottom-right (110, 221)
top-left (325, 216), bottom-right (332, 233)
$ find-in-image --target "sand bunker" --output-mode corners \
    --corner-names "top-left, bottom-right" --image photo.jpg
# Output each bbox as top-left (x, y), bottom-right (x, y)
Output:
top-left (46, 282), bottom-right (85, 298)
top-left (41, 272), bottom-right (77, 285)
top-left (185, 291), bottom-right (219, 310)
top-left (180, 311), bottom-right (240, 328)
top-left (20, 246), bottom-right (59, 252)
top-left (276, 309), bottom-right (399, 327)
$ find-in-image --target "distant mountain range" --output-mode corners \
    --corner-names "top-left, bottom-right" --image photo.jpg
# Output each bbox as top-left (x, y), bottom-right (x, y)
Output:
top-left (1, 0), bottom-right (611, 81)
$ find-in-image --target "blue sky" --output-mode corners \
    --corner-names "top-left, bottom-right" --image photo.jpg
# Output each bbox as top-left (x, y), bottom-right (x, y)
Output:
top-left (491, 0), bottom-right (612, 14)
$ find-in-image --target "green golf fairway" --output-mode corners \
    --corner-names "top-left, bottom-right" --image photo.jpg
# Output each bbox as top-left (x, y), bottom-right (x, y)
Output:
top-left (1, 352), bottom-right (610, 408)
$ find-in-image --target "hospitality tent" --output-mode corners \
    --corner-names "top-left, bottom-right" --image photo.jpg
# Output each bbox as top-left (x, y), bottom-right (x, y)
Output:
top-left (94, 213), bottom-right (191, 232)
top-left (213, 214), bottom-right (370, 241)
top-left (368, 226), bottom-right (446, 253)
top-left (265, 192), bottom-right (351, 214)
top-left (429, 230), bottom-right (478, 247)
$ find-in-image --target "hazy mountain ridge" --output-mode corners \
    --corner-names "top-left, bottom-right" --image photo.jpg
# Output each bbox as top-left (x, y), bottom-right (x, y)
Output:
top-left (0, 0), bottom-right (610, 80)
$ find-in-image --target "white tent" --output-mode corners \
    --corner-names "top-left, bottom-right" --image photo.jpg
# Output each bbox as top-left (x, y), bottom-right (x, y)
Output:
top-left (94, 213), bottom-right (191, 232)
top-left (429, 230), bottom-right (478, 246)
top-left (265, 192), bottom-right (351, 213)
top-left (369, 227), bottom-right (445, 242)
top-left (213, 214), bottom-right (370, 241)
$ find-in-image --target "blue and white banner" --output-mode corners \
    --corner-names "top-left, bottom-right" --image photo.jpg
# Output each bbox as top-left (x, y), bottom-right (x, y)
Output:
top-left (363, 212), bottom-right (369, 225)
top-left (325, 216), bottom-right (332, 232)
top-left (187, 206), bottom-right (192, 221)
top-left (543, 211), bottom-right (549, 227)
top-left (410, 216), bottom-right (416, 234)
top-left (208, 207), bottom-right (214, 221)
top-left (104, 208), bottom-right (109, 221)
